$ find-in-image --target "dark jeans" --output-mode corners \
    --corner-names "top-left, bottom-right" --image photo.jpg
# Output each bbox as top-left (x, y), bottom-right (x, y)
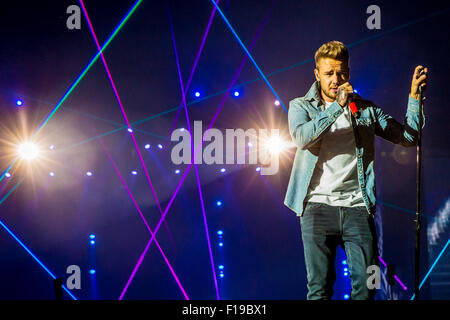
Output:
top-left (300, 202), bottom-right (378, 300)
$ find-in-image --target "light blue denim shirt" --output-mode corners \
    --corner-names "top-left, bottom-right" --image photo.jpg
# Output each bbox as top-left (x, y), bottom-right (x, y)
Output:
top-left (284, 81), bottom-right (425, 216)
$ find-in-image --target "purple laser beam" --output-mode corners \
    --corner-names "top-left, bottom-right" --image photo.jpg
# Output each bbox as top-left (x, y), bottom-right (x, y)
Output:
top-left (119, 6), bottom-right (273, 299)
top-left (78, 0), bottom-right (175, 240)
top-left (168, 8), bottom-right (219, 300)
top-left (98, 137), bottom-right (189, 300)
top-left (79, 0), bottom-right (164, 215)
top-left (378, 256), bottom-right (407, 291)
top-left (168, 0), bottom-right (220, 138)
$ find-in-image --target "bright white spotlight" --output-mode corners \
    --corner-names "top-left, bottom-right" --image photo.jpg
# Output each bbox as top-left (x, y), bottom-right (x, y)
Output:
top-left (17, 142), bottom-right (39, 160)
top-left (265, 135), bottom-right (285, 155)
top-left (274, 100), bottom-right (280, 106)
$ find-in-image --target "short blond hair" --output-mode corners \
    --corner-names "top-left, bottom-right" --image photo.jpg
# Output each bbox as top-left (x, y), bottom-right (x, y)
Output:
top-left (314, 41), bottom-right (349, 68)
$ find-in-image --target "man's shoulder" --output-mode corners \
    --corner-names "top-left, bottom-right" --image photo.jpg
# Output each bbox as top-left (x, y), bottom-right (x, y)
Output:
top-left (289, 96), bottom-right (312, 108)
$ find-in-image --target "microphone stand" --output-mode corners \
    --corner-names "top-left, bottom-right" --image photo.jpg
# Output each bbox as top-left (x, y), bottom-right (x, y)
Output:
top-left (414, 85), bottom-right (424, 300)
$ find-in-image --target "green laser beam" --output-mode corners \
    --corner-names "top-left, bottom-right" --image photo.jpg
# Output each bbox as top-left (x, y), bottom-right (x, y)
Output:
top-left (34, 0), bottom-right (143, 137)
top-left (0, 178), bottom-right (24, 205)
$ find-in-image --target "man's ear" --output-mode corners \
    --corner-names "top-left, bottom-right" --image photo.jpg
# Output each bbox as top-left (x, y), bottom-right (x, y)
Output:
top-left (314, 68), bottom-right (320, 82)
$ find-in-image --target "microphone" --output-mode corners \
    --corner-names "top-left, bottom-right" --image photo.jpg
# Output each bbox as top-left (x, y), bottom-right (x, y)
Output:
top-left (348, 96), bottom-right (360, 119)
top-left (337, 87), bottom-right (360, 118)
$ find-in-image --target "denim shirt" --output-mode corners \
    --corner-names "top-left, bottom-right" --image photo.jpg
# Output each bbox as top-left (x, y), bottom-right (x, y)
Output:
top-left (284, 81), bottom-right (425, 216)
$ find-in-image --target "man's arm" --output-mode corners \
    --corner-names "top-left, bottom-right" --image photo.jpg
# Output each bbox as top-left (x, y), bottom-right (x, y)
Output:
top-left (374, 95), bottom-right (425, 147)
top-left (288, 99), bottom-right (344, 150)
top-left (375, 65), bottom-right (427, 147)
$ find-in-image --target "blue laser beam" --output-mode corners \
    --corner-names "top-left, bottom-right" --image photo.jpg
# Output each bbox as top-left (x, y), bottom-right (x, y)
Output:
top-left (208, 0), bottom-right (287, 113)
top-left (0, 213), bottom-right (77, 300)
top-left (410, 238), bottom-right (450, 300)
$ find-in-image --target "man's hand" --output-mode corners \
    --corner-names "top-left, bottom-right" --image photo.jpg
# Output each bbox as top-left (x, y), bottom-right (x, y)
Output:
top-left (410, 65), bottom-right (428, 100)
top-left (336, 82), bottom-right (353, 107)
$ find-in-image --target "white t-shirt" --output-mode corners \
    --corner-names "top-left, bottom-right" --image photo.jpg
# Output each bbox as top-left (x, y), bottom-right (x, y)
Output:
top-left (305, 101), bottom-right (366, 207)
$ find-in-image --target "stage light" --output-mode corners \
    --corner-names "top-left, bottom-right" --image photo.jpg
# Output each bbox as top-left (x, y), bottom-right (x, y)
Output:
top-left (265, 135), bottom-right (285, 155)
top-left (274, 100), bottom-right (280, 106)
top-left (216, 201), bottom-right (222, 207)
top-left (49, 172), bottom-right (55, 177)
top-left (131, 170), bottom-right (138, 175)
top-left (248, 142), bottom-right (253, 147)
top-left (218, 242), bottom-right (223, 247)
top-left (127, 128), bottom-right (133, 133)
top-left (90, 240), bottom-right (95, 245)
top-left (217, 230), bottom-right (223, 236)
top-left (354, 89), bottom-right (358, 93)
top-left (344, 294), bottom-right (349, 300)
top-left (220, 168), bottom-right (226, 173)
top-left (89, 234), bottom-right (96, 239)
top-left (158, 144), bottom-right (163, 149)
top-left (194, 91), bottom-right (201, 98)
top-left (218, 265), bottom-right (224, 270)
top-left (16, 99), bottom-right (23, 106)
top-left (219, 273), bottom-right (224, 278)
top-left (17, 142), bottom-right (39, 160)
top-left (344, 268), bottom-right (348, 272)
top-left (49, 145), bottom-right (55, 150)
top-left (5, 172), bottom-right (11, 179)
top-left (86, 171), bottom-right (93, 177)
top-left (344, 272), bottom-right (348, 276)
top-left (342, 260), bottom-right (347, 265)
top-left (256, 167), bottom-right (261, 172)
top-left (180, 128), bottom-right (185, 132)
top-left (89, 269), bottom-right (96, 275)
top-left (175, 169), bottom-right (180, 174)
top-left (233, 90), bottom-right (240, 97)
top-left (144, 144), bottom-right (150, 149)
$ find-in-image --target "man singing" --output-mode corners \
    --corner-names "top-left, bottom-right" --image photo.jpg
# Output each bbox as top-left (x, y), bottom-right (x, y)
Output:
top-left (284, 41), bottom-right (427, 300)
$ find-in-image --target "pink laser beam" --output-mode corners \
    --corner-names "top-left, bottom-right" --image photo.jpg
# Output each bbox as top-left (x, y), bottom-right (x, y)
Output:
top-left (378, 256), bottom-right (408, 291)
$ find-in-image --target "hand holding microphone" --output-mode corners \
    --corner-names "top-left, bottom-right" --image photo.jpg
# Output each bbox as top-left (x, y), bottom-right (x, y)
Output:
top-left (336, 82), bottom-right (353, 107)
top-left (336, 82), bottom-right (360, 118)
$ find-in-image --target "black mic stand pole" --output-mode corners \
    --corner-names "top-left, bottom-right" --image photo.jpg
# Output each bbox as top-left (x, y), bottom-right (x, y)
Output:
top-left (414, 85), bottom-right (424, 300)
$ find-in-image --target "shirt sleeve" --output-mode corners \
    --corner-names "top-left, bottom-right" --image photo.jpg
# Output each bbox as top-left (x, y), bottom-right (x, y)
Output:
top-left (374, 95), bottom-right (426, 147)
top-left (288, 98), bottom-right (344, 150)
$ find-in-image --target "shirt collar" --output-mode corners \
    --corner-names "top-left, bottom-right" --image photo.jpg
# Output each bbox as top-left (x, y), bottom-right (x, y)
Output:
top-left (304, 81), bottom-right (363, 102)
top-left (304, 81), bottom-right (321, 102)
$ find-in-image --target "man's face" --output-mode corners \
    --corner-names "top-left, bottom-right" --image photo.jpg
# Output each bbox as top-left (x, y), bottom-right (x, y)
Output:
top-left (314, 58), bottom-right (349, 102)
